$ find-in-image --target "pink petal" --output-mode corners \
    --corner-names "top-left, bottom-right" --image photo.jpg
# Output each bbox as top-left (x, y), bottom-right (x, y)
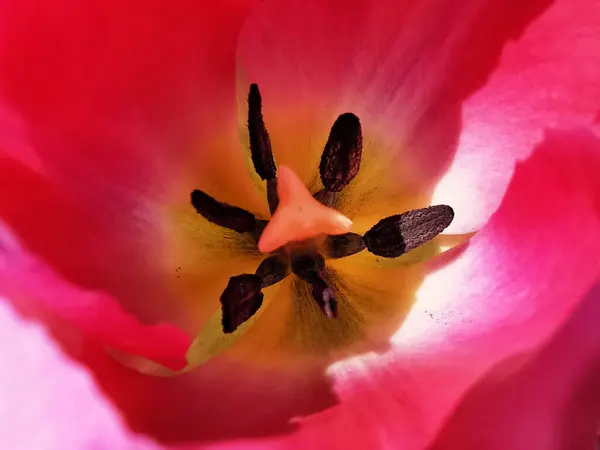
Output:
top-left (0, 298), bottom-right (160, 450)
top-left (237, 0), bottom-right (560, 199)
top-left (223, 127), bottom-right (600, 448)
top-left (435, 0), bottom-right (600, 232)
top-left (0, 285), bottom-right (337, 448)
top-left (0, 297), bottom-right (304, 450)
top-left (0, 219), bottom-right (190, 370)
top-left (429, 279), bottom-right (600, 449)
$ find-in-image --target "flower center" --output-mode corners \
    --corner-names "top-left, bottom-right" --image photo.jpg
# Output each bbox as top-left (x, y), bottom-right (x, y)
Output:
top-left (190, 84), bottom-right (454, 335)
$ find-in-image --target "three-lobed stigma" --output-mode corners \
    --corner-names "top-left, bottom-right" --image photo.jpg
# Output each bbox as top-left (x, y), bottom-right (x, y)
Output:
top-left (191, 84), bottom-right (454, 333)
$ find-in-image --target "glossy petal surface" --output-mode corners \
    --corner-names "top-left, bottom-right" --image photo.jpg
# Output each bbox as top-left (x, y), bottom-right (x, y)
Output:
top-left (0, 299), bottom-right (160, 450)
top-left (434, 0), bottom-right (600, 231)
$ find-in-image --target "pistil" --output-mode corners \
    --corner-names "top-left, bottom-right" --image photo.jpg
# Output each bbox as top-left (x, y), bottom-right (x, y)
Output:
top-left (257, 165), bottom-right (353, 253)
top-left (190, 84), bottom-right (455, 333)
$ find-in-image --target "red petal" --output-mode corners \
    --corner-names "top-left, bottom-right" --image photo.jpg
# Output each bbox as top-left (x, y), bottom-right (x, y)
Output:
top-left (0, 156), bottom-right (192, 328)
top-left (0, 219), bottom-right (190, 370)
top-left (67, 338), bottom-right (339, 444)
top-left (0, 0), bottom-right (256, 210)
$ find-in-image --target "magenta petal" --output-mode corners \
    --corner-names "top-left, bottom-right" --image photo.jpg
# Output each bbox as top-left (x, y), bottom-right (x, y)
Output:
top-left (0, 221), bottom-right (190, 370)
top-left (0, 299), bottom-right (161, 450)
top-left (437, 0), bottom-right (600, 232)
top-left (229, 128), bottom-right (600, 449)
top-left (429, 279), bottom-right (600, 449)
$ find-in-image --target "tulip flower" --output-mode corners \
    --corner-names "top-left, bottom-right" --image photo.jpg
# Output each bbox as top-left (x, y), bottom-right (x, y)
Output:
top-left (1, 0), bottom-right (600, 449)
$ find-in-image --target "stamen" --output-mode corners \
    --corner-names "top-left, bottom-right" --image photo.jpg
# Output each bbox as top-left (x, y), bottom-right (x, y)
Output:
top-left (291, 253), bottom-right (326, 281)
top-left (311, 278), bottom-right (337, 319)
top-left (255, 254), bottom-right (290, 288)
top-left (363, 205), bottom-right (455, 258)
top-left (320, 113), bottom-right (363, 192)
top-left (323, 233), bottom-right (366, 259)
top-left (249, 219), bottom-right (269, 243)
top-left (266, 178), bottom-right (279, 214)
top-left (248, 84), bottom-right (277, 181)
top-left (220, 256), bottom-right (290, 333)
top-left (291, 253), bottom-right (337, 318)
top-left (221, 274), bottom-right (264, 333)
top-left (190, 84), bottom-right (460, 341)
top-left (191, 189), bottom-right (257, 233)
